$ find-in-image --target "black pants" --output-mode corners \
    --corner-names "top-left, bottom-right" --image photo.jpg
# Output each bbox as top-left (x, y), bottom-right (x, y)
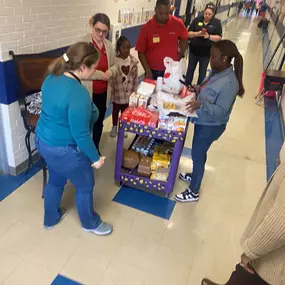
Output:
top-left (186, 52), bottom-right (210, 85)
top-left (224, 264), bottom-right (269, 285)
top-left (92, 91), bottom-right (107, 153)
top-left (151, 70), bottom-right (164, 80)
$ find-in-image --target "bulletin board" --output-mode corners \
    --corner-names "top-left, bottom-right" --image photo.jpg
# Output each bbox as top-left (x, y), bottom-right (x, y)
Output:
top-left (104, 0), bottom-right (156, 24)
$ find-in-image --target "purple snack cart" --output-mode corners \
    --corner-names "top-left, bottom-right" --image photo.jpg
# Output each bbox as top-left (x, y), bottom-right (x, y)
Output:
top-left (114, 120), bottom-right (189, 198)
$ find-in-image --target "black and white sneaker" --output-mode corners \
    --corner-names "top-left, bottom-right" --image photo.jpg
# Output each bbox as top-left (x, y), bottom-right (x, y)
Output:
top-left (179, 172), bottom-right (192, 182)
top-left (175, 188), bottom-right (199, 203)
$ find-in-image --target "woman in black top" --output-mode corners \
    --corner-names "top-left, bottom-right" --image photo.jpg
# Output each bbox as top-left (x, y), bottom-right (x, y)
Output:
top-left (185, 2), bottom-right (222, 86)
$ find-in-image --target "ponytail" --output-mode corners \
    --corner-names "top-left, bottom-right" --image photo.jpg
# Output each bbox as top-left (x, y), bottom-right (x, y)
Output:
top-left (212, 40), bottom-right (245, 97)
top-left (234, 52), bottom-right (245, 97)
top-left (48, 57), bottom-right (68, 76)
top-left (89, 15), bottom-right (95, 27)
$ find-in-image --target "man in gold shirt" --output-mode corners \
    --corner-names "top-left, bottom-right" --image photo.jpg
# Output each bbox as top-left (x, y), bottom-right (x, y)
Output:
top-left (202, 164), bottom-right (285, 285)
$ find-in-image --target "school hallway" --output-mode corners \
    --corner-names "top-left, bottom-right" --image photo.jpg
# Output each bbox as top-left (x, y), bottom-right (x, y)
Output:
top-left (0, 16), bottom-right (273, 285)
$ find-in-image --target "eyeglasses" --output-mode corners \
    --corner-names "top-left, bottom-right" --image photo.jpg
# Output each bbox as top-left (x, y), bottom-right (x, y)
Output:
top-left (94, 27), bottom-right (109, 36)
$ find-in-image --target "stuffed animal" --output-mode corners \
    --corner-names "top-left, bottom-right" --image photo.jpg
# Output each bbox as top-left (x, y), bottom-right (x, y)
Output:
top-left (162, 57), bottom-right (186, 95)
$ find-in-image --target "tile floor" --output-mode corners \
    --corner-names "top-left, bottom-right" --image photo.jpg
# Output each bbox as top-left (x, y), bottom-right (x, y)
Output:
top-left (0, 17), bottom-right (269, 285)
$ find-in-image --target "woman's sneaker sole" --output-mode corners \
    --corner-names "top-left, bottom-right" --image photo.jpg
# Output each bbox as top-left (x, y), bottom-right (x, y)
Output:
top-left (83, 223), bottom-right (113, 236)
top-left (175, 195), bottom-right (199, 203)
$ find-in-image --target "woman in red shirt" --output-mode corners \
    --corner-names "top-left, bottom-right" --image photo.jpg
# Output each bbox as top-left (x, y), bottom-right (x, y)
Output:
top-left (82, 13), bottom-right (117, 154)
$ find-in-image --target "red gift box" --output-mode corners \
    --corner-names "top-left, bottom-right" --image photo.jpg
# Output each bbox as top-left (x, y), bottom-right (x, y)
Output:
top-left (121, 106), bottom-right (159, 127)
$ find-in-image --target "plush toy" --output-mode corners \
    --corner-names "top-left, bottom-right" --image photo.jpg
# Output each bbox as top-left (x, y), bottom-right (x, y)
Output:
top-left (162, 57), bottom-right (186, 95)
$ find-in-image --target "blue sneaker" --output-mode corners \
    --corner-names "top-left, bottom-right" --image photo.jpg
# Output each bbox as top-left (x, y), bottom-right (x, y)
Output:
top-left (83, 222), bottom-right (113, 236)
top-left (44, 208), bottom-right (67, 230)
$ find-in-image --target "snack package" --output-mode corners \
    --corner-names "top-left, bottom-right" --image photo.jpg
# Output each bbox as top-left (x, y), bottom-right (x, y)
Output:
top-left (157, 91), bottom-right (198, 118)
top-left (151, 152), bottom-right (170, 171)
top-left (138, 94), bottom-right (149, 108)
top-left (120, 106), bottom-right (135, 122)
top-left (129, 92), bottom-right (140, 107)
top-left (138, 156), bottom-right (152, 177)
top-left (148, 110), bottom-right (159, 128)
top-left (121, 106), bottom-right (159, 127)
top-left (158, 116), bottom-right (187, 132)
top-left (122, 150), bottom-right (140, 169)
top-left (172, 117), bottom-right (187, 132)
top-left (149, 92), bottom-right (158, 107)
top-left (150, 167), bottom-right (169, 182)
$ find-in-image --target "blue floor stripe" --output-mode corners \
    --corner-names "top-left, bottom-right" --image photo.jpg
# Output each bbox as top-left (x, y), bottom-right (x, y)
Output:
top-left (51, 275), bottom-right (83, 285)
top-left (113, 186), bottom-right (176, 220)
top-left (262, 30), bottom-right (272, 70)
top-left (261, 28), bottom-right (284, 180)
top-left (112, 147), bottom-right (191, 218)
top-left (264, 97), bottom-right (283, 180)
top-left (0, 165), bottom-right (40, 201)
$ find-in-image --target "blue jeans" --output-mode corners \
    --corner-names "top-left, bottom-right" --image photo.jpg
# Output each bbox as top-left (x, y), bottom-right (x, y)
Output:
top-left (35, 137), bottom-right (101, 229)
top-left (186, 52), bottom-right (210, 85)
top-left (190, 124), bottom-right (226, 193)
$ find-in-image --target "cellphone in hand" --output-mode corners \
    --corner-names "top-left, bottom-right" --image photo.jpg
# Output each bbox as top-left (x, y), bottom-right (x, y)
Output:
top-left (202, 28), bottom-right (207, 33)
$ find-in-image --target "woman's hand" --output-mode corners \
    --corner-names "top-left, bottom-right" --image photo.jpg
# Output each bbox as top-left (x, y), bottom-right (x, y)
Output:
top-left (240, 253), bottom-right (254, 274)
top-left (92, 156), bottom-right (105, 169)
top-left (102, 70), bottom-right (113, 81)
top-left (186, 100), bottom-right (201, 113)
top-left (196, 31), bottom-right (205, 37)
top-left (204, 32), bottom-right (210, 39)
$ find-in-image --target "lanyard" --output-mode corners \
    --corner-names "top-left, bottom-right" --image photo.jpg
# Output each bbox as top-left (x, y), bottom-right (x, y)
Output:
top-left (68, 71), bottom-right (81, 85)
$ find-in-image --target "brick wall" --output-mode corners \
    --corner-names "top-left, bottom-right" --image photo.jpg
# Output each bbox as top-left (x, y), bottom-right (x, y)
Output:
top-left (0, 0), bottom-right (100, 61)
top-left (0, 0), bottom-right (100, 174)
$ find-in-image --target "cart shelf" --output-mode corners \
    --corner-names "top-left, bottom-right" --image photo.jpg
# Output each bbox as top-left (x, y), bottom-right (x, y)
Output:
top-left (119, 121), bottom-right (186, 143)
top-left (115, 119), bottom-right (190, 197)
top-left (120, 172), bottom-right (167, 192)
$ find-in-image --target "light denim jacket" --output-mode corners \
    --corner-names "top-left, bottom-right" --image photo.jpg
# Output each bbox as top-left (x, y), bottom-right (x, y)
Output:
top-left (196, 66), bottom-right (239, 126)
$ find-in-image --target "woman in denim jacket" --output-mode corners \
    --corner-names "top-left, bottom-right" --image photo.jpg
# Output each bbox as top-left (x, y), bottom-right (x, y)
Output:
top-left (176, 40), bottom-right (244, 202)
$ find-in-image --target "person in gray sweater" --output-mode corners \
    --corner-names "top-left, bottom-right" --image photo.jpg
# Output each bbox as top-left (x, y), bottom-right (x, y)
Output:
top-left (202, 164), bottom-right (285, 285)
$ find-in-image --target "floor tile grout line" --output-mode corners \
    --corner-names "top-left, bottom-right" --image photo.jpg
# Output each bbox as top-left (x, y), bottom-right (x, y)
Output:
top-left (57, 237), bottom-right (83, 285)
top-left (97, 211), bottom-right (139, 285)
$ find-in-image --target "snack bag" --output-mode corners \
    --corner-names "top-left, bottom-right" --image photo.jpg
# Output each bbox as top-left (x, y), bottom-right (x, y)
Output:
top-left (122, 150), bottom-right (140, 169)
top-left (157, 91), bottom-right (197, 118)
top-left (151, 167), bottom-right (169, 182)
top-left (162, 57), bottom-right (186, 95)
